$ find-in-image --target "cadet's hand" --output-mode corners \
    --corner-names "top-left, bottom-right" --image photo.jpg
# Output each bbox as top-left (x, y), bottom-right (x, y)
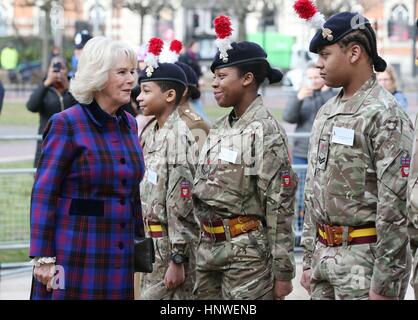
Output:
top-left (297, 86), bottom-right (313, 100)
top-left (300, 269), bottom-right (312, 294)
top-left (274, 280), bottom-right (293, 300)
top-left (33, 263), bottom-right (56, 292)
top-left (369, 289), bottom-right (398, 300)
top-left (164, 261), bottom-right (185, 289)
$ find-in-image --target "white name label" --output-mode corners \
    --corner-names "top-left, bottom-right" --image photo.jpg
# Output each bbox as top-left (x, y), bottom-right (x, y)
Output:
top-left (331, 126), bottom-right (355, 146)
top-left (219, 148), bottom-right (238, 163)
top-left (147, 170), bottom-right (158, 185)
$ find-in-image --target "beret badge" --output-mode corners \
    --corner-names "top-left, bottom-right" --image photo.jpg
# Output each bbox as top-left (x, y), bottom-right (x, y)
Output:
top-left (322, 28), bottom-right (333, 41)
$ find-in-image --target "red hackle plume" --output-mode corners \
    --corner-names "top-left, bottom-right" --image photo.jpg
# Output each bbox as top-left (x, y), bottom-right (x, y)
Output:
top-left (170, 39), bottom-right (183, 54)
top-left (213, 15), bottom-right (233, 39)
top-left (293, 0), bottom-right (317, 20)
top-left (148, 37), bottom-right (164, 56)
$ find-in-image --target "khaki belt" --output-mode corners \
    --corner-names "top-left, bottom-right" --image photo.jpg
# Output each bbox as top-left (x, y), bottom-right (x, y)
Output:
top-left (317, 223), bottom-right (377, 247)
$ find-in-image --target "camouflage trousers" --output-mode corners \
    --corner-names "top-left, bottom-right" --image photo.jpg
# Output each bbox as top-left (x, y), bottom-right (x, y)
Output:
top-left (310, 242), bottom-right (411, 300)
top-left (412, 251), bottom-right (418, 300)
top-left (140, 236), bottom-right (195, 300)
top-left (193, 229), bottom-right (274, 300)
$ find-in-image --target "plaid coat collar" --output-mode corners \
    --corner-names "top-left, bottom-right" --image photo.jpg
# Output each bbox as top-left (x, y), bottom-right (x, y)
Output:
top-left (80, 100), bottom-right (131, 129)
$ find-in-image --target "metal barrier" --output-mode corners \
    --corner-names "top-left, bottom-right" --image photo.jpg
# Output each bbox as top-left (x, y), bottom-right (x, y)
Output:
top-left (0, 133), bottom-right (309, 250)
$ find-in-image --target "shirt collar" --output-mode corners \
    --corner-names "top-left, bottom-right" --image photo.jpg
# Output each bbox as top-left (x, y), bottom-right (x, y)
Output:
top-left (226, 95), bottom-right (264, 128)
top-left (81, 100), bottom-right (131, 129)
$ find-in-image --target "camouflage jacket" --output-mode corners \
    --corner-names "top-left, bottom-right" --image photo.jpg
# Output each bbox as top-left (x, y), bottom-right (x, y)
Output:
top-left (140, 110), bottom-right (199, 256)
top-left (407, 116), bottom-right (418, 266)
top-left (192, 96), bottom-right (297, 281)
top-left (302, 75), bottom-right (413, 297)
top-left (178, 103), bottom-right (210, 152)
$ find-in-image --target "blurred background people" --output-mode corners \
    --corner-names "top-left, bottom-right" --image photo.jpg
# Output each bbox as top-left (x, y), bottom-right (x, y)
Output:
top-left (175, 61), bottom-right (210, 152)
top-left (283, 62), bottom-right (336, 244)
top-left (68, 30), bottom-right (92, 79)
top-left (26, 56), bottom-right (76, 167)
top-left (179, 39), bottom-right (209, 122)
top-left (1, 43), bottom-right (19, 84)
top-left (377, 65), bottom-right (408, 111)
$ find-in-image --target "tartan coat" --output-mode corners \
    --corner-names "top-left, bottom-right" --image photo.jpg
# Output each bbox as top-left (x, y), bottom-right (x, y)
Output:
top-left (29, 101), bottom-right (145, 300)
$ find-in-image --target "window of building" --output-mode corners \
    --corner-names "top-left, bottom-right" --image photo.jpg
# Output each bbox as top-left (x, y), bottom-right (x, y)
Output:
top-left (89, 4), bottom-right (106, 34)
top-left (388, 4), bottom-right (410, 42)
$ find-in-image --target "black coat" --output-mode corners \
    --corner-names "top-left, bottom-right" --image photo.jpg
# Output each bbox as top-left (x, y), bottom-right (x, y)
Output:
top-left (26, 84), bottom-right (77, 166)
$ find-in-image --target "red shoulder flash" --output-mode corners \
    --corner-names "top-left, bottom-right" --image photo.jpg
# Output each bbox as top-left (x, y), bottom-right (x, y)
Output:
top-left (180, 180), bottom-right (191, 198)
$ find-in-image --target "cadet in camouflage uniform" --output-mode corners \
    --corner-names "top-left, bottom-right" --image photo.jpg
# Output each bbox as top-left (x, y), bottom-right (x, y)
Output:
top-left (176, 61), bottom-right (210, 153)
top-left (407, 116), bottom-right (418, 300)
top-left (140, 62), bottom-right (210, 153)
top-left (300, 12), bottom-right (413, 300)
top-left (137, 56), bottom-right (199, 299)
top-left (192, 18), bottom-right (297, 300)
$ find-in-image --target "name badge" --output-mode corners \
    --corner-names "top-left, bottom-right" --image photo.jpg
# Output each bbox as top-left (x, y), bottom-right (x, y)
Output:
top-left (147, 170), bottom-right (158, 185)
top-left (219, 148), bottom-right (238, 164)
top-left (331, 126), bottom-right (354, 146)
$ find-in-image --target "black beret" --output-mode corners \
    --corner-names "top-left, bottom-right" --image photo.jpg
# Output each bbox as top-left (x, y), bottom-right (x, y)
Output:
top-left (175, 61), bottom-right (200, 99)
top-left (74, 30), bottom-right (92, 49)
top-left (138, 62), bottom-right (187, 87)
top-left (210, 41), bottom-right (283, 84)
top-left (310, 12), bottom-right (386, 72)
top-left (175, 61), bottom-right (198, 87)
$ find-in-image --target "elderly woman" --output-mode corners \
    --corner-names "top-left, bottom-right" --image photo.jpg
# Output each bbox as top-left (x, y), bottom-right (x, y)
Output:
top-left (29, 37), bottom-right (145, 300)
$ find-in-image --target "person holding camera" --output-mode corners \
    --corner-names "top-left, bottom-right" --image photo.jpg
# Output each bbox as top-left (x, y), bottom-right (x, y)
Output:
top-left (26, 56), bottom-right (76, 167)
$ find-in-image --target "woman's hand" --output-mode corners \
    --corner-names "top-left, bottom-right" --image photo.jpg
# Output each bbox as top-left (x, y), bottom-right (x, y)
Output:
top-left (164, 261), bottom-right (185, 289)
top-left (33, 263), bottom-right (56, 291)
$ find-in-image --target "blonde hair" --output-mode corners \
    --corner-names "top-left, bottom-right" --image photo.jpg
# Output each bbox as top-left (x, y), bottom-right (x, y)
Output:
top-left (377, 65), bottom-right (399, 93)
top-left (70, 36), bottom-right (137, 104)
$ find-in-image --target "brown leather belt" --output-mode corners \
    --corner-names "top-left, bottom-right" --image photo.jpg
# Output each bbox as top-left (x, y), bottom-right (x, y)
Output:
top-left (317, 223), bottom-right (377, 247)
top-left (201, 216), bottom-right (263, 242)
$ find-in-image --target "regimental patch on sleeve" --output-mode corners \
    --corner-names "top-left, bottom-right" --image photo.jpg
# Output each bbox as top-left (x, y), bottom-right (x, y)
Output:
top-left (180, 180), bottom-right (191, 198)
top-left (281, 170), bottom-right (292, 187)
top-left (401, 156), bottom-right (411, 177)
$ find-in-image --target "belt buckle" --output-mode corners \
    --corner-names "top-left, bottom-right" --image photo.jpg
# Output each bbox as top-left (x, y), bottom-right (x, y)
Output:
top-left (323, 225), bottom-right (334, 246)
top-left (323, 225), bottom-right (342, 246)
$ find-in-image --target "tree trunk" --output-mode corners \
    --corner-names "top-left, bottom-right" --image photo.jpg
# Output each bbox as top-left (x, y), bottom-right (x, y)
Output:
top-left (41, 5), bottom-right (52, 73)
top-left (140, 12), bottom-right (145, 45)
top-left (238, 13), bottom-right (247, 42)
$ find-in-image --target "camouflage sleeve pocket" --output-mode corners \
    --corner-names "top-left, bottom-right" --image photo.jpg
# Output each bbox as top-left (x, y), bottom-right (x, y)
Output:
top-left (379, 150), bottom-right (409, 198)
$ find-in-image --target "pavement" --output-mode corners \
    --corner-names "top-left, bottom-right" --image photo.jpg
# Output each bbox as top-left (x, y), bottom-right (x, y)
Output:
top-left (0, 254), bottom-right (311, 300)
top-left (0, 254), bottom-right (415, 300)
